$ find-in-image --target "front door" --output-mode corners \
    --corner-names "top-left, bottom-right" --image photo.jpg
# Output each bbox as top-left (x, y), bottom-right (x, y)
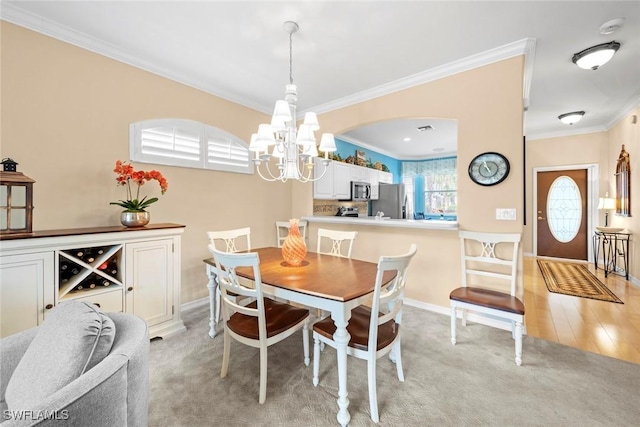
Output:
top-left (536, 169), bottom-right (588, 260)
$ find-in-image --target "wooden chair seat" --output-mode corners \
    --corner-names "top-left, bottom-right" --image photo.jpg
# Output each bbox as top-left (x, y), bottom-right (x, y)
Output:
top-left (313, 306), bottom-right (399, 352)
top-left (228, 299), bottom-right (310, 339)
top-left (450, 287), bottom-right (524, 315)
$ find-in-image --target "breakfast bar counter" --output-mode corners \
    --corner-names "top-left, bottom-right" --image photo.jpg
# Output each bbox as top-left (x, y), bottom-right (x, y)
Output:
top-left (302, 216), bottom-right (458, 230)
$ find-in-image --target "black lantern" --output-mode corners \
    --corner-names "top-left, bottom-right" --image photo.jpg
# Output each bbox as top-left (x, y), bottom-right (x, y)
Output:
top-left (0, 159), bottom-right (35, 235)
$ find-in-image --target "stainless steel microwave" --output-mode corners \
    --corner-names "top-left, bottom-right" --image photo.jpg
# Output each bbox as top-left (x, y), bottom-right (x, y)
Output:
top-left (347, 181), bottom-right (371, 201)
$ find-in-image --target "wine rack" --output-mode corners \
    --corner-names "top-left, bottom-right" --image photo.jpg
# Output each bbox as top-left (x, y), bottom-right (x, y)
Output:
top-left (57, 244), bottom-right (123, 300)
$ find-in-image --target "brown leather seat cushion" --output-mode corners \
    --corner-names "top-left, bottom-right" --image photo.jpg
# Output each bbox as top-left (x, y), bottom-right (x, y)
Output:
top-left (313, 305), bottom-right (399, 352)
top-left (226, 298), bottom-right (309, 339)
top-left (450, 286), bottom-right (525, 315)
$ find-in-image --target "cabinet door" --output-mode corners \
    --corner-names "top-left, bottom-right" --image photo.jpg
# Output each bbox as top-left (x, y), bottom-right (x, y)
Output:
top-left (333, 162), bottom-right (351, 199)
top-left (125, 239), bottom-right (173, 327)
top-left (0, 252), bottom-right (54, 338)
top-left (313, 159), bottom-right (334, 199)
top-left (369, 169), bottom-right (380, 200)
top-left (379, 171), bottom-right (393, 184)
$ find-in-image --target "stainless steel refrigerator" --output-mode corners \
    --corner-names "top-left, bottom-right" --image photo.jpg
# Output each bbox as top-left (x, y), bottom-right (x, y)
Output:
top-left (371, 183), bottom-right (406, 219)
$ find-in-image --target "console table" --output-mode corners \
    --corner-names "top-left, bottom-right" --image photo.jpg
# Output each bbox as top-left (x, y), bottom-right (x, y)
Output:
top-left (593, 230), bottom-right (631, 280)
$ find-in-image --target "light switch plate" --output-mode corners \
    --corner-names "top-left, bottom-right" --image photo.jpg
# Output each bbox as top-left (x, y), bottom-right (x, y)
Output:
top-left (496, 208), bottom-right (516, 220)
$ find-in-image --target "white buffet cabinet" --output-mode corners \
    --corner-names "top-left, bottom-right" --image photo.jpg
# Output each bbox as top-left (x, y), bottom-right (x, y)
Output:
top-left (313, 159), bottom-right (392, 200)
top-left (0, 223), bottom-right (186, 339)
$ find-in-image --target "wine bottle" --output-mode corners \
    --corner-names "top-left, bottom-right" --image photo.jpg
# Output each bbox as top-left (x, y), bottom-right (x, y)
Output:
top-left (96, 247), bottom-right (105, 256)
top-left (70, 266), bottom-right (80, 276)
top-left (101, 279), bottom-right (111, 287)
top-left (76, 284), bottom-right (84, 291)
top-left (98, 262), bottom-right (108, 270)
top-left (75, 249), bottom-right (85, 259)
top-left (107, 260), bottom-right (118, 276)
top-left (84, 248), bottom-right (95, 264)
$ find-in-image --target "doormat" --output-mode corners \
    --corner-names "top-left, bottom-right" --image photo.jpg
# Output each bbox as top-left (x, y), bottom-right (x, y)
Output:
top-left (537, 259), bottom-right (623, 304)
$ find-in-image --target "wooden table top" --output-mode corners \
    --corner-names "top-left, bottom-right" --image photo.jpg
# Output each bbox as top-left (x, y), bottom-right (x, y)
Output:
top-left (204, 247), bottom-right (396, 302)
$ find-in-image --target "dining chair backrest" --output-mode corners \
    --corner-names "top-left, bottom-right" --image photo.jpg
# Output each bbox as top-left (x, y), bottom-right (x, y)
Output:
top-left (276, 220), bottom-right (308, 248)
top-left (459, 230), bottom-right (520, 296)
top-left (368, 244), bottom-right (418, 349)
top-left (209, 247), bottom-right (263, 328)
top-left (207, 227), bottom-right (251, 253)
top-left (316, 228), bottom-right (357, 258)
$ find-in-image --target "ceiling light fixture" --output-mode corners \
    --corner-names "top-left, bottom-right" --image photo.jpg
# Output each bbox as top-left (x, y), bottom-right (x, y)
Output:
top-left (249, 21), bottom-right (335, 182)
top-left (558, 111), bottom-right (585, 125)
top-left (571, 41), bottom-right (621, 70)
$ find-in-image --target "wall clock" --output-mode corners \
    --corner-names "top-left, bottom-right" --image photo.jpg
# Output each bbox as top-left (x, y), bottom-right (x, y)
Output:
top-left (468, 152), bottom-right (510, 186)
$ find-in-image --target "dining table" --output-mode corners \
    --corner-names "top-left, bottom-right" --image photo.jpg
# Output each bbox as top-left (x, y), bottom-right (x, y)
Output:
top-left (203, 246), bottom-right (396, 426)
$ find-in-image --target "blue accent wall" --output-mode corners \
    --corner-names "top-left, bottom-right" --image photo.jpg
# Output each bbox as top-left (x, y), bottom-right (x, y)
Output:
top-left (334, 138), bottom-right (402, 183)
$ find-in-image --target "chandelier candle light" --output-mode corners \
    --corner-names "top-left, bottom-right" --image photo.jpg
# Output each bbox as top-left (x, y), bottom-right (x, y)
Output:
top-left (249, 21), bottom-right (336, 182)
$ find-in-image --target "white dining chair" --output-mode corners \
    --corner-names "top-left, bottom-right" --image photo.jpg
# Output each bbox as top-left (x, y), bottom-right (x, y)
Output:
top-left (449, 230), bottom-right (524, 365)
top-left (312, 244), bottom-right (417, 423)
top-left (206, 227), bottom-right (251, 329)
top-left (211, 248), bottom-right (310, 404)
top-left (276, 220), bottom-right (308, 248)
top-left (316, 228), bottom-right (357, 258)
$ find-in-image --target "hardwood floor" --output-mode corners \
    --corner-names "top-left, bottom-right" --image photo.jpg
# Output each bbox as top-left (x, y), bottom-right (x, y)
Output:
top-left (523, 256), bottom-right (640, 364)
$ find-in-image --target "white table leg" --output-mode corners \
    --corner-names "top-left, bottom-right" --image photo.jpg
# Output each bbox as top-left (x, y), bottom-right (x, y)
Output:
top-left (206, 268), bottom-right (217, 339)
top-left (332, 308), bottom-right (351, 427)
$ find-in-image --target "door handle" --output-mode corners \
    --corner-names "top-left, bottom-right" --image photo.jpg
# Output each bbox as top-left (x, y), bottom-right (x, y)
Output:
top-left (537, 216), bottom-right (545, 220)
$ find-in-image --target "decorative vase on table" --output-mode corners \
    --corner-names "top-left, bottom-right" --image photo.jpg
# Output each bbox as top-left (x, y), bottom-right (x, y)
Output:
top-left (281, 218), bottom-right (307, 266)
top-left (120, 211), bottom-right (150, 227)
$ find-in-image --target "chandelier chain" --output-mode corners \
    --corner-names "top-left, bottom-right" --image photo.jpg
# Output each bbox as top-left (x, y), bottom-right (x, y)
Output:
top-left (289, 30), bottom-right (293, 85)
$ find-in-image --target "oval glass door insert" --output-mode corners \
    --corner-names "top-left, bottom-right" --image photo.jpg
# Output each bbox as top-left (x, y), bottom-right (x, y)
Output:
top-left (546, 176), bottom-right (582, 243)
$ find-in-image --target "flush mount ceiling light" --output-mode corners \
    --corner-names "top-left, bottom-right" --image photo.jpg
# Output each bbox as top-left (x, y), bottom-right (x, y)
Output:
top-left (571, 41), bottom-right (621, 70)
top-left (558, 111), bottom-right (585, 125)
top-left (249, 21), bottom-right (336, 182)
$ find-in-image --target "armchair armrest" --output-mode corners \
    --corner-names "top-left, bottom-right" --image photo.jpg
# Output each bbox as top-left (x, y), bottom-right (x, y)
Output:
top-left (1, 329), bottom-right (38, 406)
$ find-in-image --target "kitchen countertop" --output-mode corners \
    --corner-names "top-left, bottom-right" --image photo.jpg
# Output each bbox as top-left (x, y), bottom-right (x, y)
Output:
top-left (302, 216), bottom-right (458, 230)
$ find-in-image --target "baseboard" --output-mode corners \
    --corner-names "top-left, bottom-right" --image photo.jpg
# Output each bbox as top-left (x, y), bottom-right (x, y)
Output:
top-left (182, 296), bottom-right (209, 312)
top-left (183, 295), bottom-right (524, 334)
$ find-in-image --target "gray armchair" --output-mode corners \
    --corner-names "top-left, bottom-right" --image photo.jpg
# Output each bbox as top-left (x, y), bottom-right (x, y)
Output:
top-left (1, 310), bottom-right (149, 426)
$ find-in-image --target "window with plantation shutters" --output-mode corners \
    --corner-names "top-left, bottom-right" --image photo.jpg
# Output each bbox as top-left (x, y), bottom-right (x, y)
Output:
top-left (130, 118), bottom-right (252, 174)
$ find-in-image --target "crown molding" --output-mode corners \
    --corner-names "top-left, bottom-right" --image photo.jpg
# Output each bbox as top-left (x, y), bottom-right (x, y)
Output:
top-left (302, 38), bottom-right (534, 116)
top-left (605, 93), bottom-right (640, 129)
top-left (525, 126), bottom-right (607, 142)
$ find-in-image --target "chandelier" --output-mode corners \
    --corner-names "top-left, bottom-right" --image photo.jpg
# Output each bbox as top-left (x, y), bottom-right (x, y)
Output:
top-left (249, 21), bottom-right (336, 182)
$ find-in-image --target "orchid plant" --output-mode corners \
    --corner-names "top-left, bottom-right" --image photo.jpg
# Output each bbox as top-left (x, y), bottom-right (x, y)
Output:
top-left (110, 160), bottom-right (168, 212)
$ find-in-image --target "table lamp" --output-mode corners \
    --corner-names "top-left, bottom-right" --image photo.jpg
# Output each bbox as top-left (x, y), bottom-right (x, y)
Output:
top-left (597, 194), bottom-right (616, 226)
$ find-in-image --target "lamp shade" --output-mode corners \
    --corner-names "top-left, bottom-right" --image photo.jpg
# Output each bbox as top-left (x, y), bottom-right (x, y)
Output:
top-left (255, 124), bottom-right (276, 146)
top-left (572, 41), bottom-right (620, 70)
top-left (295, 124), bottom-right (315, 146)
top-left (272, 100), bottom-right (292, 122)
top-left (319, 133), bottom-right (336, 152)
top-left (598, 197), bottom-right (615, 210)
top-left (303, 112), bottom-right (320, 130)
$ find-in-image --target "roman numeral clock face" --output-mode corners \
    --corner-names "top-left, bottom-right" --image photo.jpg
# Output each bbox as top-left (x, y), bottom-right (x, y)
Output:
top-left (468, 152), bottom-right (510, 186)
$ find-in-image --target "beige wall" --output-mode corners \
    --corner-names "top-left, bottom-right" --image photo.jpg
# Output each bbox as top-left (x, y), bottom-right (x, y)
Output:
top-left (1, 22), bottom-right (293, 303)
top-left (2, 22), bottom-right (525, 309)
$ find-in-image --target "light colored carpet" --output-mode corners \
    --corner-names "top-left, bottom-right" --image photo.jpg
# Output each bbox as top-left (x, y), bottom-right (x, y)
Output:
top-left (149, 304), bottom-right (640, 426)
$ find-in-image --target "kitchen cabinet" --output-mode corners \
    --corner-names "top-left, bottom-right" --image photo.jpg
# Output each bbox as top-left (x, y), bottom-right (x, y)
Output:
top-left (313, 159), bottom-right (393, 200)
top-left (313, 159), bottom-right (351, 200)
top-left (0, 224), bottom-right (185, 339)
top-left (369, 169), bottom-right (393, 200)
